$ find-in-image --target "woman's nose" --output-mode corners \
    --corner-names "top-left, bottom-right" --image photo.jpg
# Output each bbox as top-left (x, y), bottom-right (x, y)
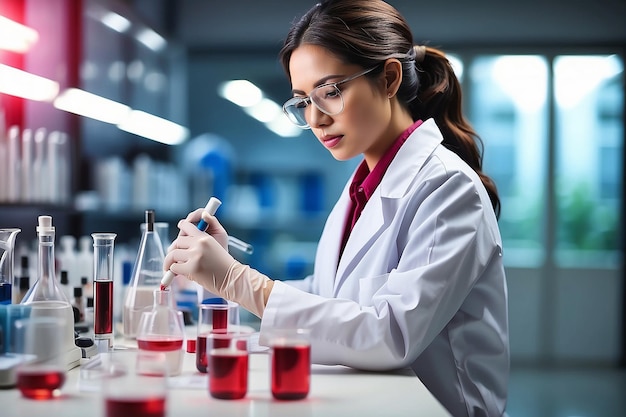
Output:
top-left (307, 104), bottom-right (330, 128)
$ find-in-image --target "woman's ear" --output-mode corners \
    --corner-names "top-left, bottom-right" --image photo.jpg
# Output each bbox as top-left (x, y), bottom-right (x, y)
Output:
top-left (383, 59), bottom-right (403, 98)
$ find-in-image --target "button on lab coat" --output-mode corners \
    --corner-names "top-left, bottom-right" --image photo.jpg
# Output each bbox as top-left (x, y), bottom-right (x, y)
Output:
top-left (260, 119), bottom-right (509, 417)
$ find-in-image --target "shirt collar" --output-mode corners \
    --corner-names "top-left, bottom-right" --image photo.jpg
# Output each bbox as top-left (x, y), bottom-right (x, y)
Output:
top-left (351, 120), bottom-right (423, 199)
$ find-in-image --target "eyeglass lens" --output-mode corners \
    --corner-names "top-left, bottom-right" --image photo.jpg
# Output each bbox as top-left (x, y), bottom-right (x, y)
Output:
top-left (284, 84), bottom-right (344, 128)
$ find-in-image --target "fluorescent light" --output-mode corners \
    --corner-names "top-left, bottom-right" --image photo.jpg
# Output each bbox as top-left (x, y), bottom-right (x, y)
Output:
top-left (265, 117), bottom-right (303, 138)
top-left (53, 88), bottom-right (131, 124)
top-left (243, 98), bottom-right (281, 123)
top-left (0, 64), bottom-right (59, 101)
top-left (100, 11), bottom-right (131, 33)
top-left (0, 15), bottom-right (39, 53)
top-left (218, 80), bottom-right (262, 107)
top-left (136, 28), bottom-right (167, 52)
top-left (118, 110), bottom-right (188, 145)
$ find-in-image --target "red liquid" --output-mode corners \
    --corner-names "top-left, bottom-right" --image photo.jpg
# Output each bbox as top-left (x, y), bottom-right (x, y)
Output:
top-left (137, 338), bottom-right (183, 351)
top-left (105, 396), bottom-right (166, 417)
top-left (196, 333), bottom-right (229, 373)
top-left (94, 280), bottom-right (114, 335)
top-left (212, 308), bottom-right (228, 330)
top-left (272, 345), bottom-right (311, 400)
top-left (17, 368), bottom-right (66, 400)
top-left (196, 335), bottom-right (208, 373)
top-left (208, 350), bottom-right (248, 399)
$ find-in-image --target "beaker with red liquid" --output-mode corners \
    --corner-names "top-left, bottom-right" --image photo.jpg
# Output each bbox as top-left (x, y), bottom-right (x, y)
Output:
top-left (196, 301), bottom-right (238, 373)
top-left (103, 351), bottom-right (167, 417)
top-left (207, 332), bottom-right (249, 400)
top-left (268, 328), bottom-right (311, 400)
top-left (14, 317), bottom-right (67, 400)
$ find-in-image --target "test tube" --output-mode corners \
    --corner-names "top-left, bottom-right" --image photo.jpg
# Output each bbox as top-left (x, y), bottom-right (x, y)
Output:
top-left (92, 233), bottom-right (117, 352)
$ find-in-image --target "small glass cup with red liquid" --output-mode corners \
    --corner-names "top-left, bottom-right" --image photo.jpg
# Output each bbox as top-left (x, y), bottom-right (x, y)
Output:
top-left (14, 317), bottom-right (67, 400)
top-left (268, 328), bottom-right (311, 400)
top-left (207, 332), bottom-right (249, 400)
top-left (103, 351), bottom-right (168, 417)
top-left (196, 300), bottom-right (239, 373)
top-left (136, 289), bottom-right (185, 376)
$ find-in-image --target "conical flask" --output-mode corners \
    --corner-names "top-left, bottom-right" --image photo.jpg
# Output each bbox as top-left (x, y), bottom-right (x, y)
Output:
top-left (0, 228), bottom-right (21, 304)
top-left (20, 216), bottom-right (82, 370)
top-left (137, 289), bottom-right (185, 376)
top-left (123, 210), bottom-right (165, 339)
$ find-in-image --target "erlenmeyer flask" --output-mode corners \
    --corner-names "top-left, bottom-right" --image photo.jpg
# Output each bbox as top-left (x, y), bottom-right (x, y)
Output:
top-left (123, 210), bottom-right (165, 339)
top-left (20, 216), bottom-right (82, 370)
top-left (0, 228), bottom-right (21, 304)
top-left (136, 289), bottom-right (185, 376)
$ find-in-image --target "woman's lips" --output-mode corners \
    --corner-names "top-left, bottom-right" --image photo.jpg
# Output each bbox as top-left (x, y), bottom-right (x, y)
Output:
top-left (321, 135), bottom-right (343, 149)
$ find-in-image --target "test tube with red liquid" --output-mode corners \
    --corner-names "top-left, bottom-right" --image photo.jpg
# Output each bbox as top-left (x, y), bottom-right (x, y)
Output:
top-left (92, 233), bottom-right (117, 352)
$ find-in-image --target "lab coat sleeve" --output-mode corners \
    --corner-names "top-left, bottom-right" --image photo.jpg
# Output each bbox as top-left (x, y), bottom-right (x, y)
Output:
top-left (260, 168), bottom-right (501, 371)
top-left (281, 274), bottom-right (314, 293)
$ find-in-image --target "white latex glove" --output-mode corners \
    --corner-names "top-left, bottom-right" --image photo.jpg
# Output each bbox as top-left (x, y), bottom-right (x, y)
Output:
top-left (165, 217), bottom-right (272, 318)
top-left (167, 207), bottom-right (228, 251)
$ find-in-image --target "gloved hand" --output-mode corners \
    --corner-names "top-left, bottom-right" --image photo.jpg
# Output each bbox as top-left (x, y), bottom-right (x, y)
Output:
top-left (169, 207), bottom-right (228, 251)
top-left (164, 216), bottom-right (273, 318)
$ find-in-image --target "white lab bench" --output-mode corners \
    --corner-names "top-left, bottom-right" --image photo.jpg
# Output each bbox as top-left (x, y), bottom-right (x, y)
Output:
top-left (0, 340), bottom-right (451, 417)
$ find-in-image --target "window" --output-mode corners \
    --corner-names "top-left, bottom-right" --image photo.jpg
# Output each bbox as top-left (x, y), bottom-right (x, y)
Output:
top-left (466, 53), bottom-right (624, 268)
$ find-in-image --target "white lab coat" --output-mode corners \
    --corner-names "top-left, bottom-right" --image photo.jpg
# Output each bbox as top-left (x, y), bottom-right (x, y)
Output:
top-left (260, 119), bottom-right (509, 417)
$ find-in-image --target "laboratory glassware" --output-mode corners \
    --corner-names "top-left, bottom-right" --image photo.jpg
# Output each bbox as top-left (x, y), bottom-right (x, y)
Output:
top-left (136, 289), bottom-right (184, 376)
top-left (123, 210), bottom-right (166, 339)
top-left (195, 301), bottom-right (239, 373)
top-left (0, 228), bottom-right (20, 304)
top-left (14, 316), bottom-right (66, 399)
top-left (102, 350), bottom-right (167, 417)
top-left (92, 233), bottom-right (116, 352)
top-left (268, 328), bottom-right (311, 400)
top-left (20, 216), bottom-right (82, 370)
top-left (207, 332), bottom-right (249, 400)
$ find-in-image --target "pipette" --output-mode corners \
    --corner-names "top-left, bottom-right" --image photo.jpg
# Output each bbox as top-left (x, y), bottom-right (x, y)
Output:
top-left (160, 197), bottom-right (222, 290)
top-left (159, 198), bottom-right (255, 289)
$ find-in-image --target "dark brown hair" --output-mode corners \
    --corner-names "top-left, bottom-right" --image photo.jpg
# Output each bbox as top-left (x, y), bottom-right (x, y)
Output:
top-left (279, 0), bottom-right (501, 217)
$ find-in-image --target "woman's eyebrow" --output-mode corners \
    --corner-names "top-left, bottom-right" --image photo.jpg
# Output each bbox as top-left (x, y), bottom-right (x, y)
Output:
top-left (291, 74), bottom-right (346, 95)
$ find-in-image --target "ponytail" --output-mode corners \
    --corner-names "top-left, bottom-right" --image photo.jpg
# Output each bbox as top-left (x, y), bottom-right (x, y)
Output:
top-left (409, 46), bottom-right (501, 218)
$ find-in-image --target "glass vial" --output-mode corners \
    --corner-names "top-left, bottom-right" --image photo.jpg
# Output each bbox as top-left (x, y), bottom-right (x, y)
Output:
top-left (92, 233), bottom-right (116, 351)
top-left (123, 210), bottom-right (165, 339)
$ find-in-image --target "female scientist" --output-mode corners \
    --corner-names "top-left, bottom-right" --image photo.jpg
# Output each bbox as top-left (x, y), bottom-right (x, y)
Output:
top-left (164, 1), bottom-right (509, 415)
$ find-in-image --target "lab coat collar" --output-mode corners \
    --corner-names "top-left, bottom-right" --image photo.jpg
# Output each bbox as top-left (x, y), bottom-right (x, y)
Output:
top-left (333, 118), bottom-right (444, 292)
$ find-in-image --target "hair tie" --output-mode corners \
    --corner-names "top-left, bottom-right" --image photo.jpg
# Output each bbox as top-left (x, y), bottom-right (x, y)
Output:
top-left (414, 45), bottom-right (426, 63)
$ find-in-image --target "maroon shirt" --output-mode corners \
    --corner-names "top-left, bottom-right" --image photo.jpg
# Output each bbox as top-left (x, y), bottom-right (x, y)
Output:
top-left (340, 120), bottom-right (423, 256)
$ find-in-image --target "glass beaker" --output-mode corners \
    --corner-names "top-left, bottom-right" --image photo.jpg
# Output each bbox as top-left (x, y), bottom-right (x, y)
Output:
top-left (207, 332), bottom-right (249, 400)
top-left (14, 316), bottom-right (67, 399)
top-left (102, 350), bottom-right (168, 417)
top-left (92, 233), bottom-right (117, 352)
top-left (0, 228), bottom-right (21, 304)
top-left (196, 301), bottom-right (239, 373)
top-left (136, 289), bottom-right (185, 376)
top-left (267, 328), bottom-right (311, 400)
top-left (123, 210), bottom-right (166, 339)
